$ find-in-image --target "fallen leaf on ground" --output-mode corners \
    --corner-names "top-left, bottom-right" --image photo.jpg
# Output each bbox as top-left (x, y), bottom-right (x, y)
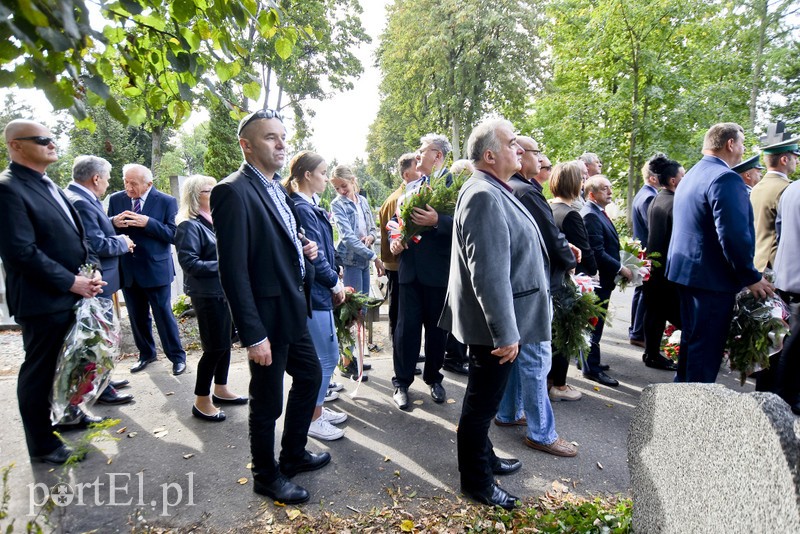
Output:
top-left (446, 398), bottom-right (456, 404)
top-left (127, 432), bottom-right (138, 438)
top-left (383, 456), bottom-right (391, 462)
top-left (606, 403), bottom-right (613, 407)
top-left (286, 509), bottom-right (302, 520)
top-left (597, 462), bottom-right (603, 470)
top-left (246, 462), bottom-right (253, 469)
top-left (153, 428), bottom-right (168, 438)
top-left (116, 427), bottom-right (127, 434)
top-left (165, 391), bottom-right (175, 396)
top-left (593, 386), bottom-right (600, 391)
top-left (394, 470), bottom-right (401, 477)
top-left (183, 453), bottom-right (194, 459)
top-left (400, 519), bottom-right (415, 532)
top-left (237, 477), bottom-right (248, 484)
top-left (413, 400), bottom-right (424, 405)
top-left (107, 458), bottom-right (113, 465)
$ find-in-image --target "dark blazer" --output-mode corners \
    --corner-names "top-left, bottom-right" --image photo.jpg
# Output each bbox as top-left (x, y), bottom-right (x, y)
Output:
top-left (210, 163), bottom-right (314, 347)
top-left (646, 190), bottom-right (675, 282)
top-left (552, 201), bottom-right (597, 277)
top-left (175, 216), bottom-right (223, 298)
top-left (0, 163), bottom-right (95, 319)
top-left (291, 193), bottom-right (339, 311)
top-left (64, 183), bottom-right (127, 295)
top-left (666, 155), bottom-right (761, 293)
top-left (509, 174), bottom-right (572, 290)
top-left (107, 186), bottom-right (177, 288)
top-left (581, 201), bottom-right (621, 289)
top-left (632, 184), bottom-right (658, 244)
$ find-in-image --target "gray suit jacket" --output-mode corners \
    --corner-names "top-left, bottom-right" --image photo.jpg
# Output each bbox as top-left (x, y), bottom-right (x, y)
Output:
top-left (439, 170), bottom-right (551, 347)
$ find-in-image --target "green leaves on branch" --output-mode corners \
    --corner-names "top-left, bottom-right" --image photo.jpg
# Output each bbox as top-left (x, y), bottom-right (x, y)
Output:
top-left (0, 0), bottom-right (298, 128)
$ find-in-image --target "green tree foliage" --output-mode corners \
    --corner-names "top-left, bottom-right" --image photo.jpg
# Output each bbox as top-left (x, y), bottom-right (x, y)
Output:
top-left (0, 93), bottom-right (34, 171)
top-left (204, 93), bottom-right (242, 181)
top-left (771, 39), bottom-right (800, 127)
top-left (367, 0), bottom-right (544, 183)
top-left (527, 0), bottom-right (794, 224)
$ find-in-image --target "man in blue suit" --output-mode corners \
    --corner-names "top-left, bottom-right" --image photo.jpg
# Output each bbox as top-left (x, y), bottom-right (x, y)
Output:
top-left (65, 155), bottom-right (135, 404)
top-left (108, 164), bottom-right (187, 375)
top-left (581, 176), bottom-right (632, 387)
top-left (666, 122), bottom-right (774, 383)
top-left (629, 162), bottom-right (659, 347)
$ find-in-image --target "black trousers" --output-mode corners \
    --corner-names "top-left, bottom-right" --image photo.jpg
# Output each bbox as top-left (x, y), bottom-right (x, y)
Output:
top-left (386, 269), bottom-right (399, 338)
top-left (548, 348), bottom-right (569, 387)
top-left (768, 291), bottom-right (800, 405)
top-left (192, 296), bottom-right (233, 397)
top-left (17, 309), bottom-right (75, 456)
top-left (586, 285), bottom-right (613, 373)
top-left (458, 344), bottom-right (513, 492)
top-left (249, 329), bottom-right (321, 483)
top-left (392, 280), bottom-right (447, 388)
top-left (642, 276), bottom-right (682, 358)
top-left (122, 282), bottom-right (186, 364)
top-left (445, 334), bottom-right (469, 365)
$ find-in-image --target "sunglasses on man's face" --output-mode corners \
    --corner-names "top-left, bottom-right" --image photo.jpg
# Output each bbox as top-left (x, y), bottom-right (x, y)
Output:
top-left (14, 136), bottom-right (55, 146)
top-left (237, 109), bottom-right (283, 136)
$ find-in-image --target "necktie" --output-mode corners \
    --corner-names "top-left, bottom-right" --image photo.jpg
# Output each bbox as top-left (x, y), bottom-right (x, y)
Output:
top-left (42, 175), bottom-right (76, 229)
top-left (133, 198), bottom-right (142, 213)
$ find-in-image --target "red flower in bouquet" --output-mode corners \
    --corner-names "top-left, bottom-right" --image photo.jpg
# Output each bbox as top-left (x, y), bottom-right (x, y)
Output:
top-left (589, 316), bottom-right (599, 327)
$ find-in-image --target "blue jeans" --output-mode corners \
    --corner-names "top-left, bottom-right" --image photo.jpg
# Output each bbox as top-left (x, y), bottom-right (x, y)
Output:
top-left (496, 341), bottom-right (558, 445)
top-left (307, 309), bottom-right (340, 406)
top-left (343, 265), bottom-right (370, 296)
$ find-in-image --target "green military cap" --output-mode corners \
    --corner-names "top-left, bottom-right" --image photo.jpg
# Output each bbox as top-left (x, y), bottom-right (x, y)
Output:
top-left (732, 154), bottom-right (764, 173)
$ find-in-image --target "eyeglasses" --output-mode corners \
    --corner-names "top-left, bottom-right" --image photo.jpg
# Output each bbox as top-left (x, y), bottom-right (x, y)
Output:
top-left (541, 166), bottom-right (552, 171)
top-left (199, 189), bottom-right (213, 194)
top-left (524, 149), bottom-right (541, 155)
top-left (238, 109), bottom-right (283, 136)
top-left (14, 136), bottom-right (55, 146)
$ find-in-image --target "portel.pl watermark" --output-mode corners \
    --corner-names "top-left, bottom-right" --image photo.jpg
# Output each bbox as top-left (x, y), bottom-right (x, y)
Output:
top-left (28, 472), bottom-right (195, 516)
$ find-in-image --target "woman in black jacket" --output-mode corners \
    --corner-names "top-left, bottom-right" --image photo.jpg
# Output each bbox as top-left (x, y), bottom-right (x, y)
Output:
top-left (176, 175), bottom-right (246, 422)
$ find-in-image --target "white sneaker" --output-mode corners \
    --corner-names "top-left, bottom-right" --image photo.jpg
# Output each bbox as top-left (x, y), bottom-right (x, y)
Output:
top-left (321, 406), bottom-right (348, 425)
top-left (328, 381), bottom-right (344, 392)
top-left (549, 385), bottom-right (582, 401)
top-left (324, 390), bottom-right (339, 402)
top-left (308, 417), bottom-right (344, 440)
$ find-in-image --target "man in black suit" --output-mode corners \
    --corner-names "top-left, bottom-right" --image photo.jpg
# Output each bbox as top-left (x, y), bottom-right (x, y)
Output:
top-left (0, 119), bottom-right (106, 464)
top-left (108, 164), bottom-right (187, 375)
top-left (65, 155), bottom-right (135, 404)
top-left (389, 133), bottom-right (454, 409)
top-left (580, 176), bottom-right (632, 387)
top-left (211, 109), bottom-right (327, 505)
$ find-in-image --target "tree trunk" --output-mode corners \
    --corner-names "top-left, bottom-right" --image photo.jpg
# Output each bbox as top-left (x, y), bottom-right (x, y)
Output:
top-left (749, 0), bottom-right (769, 129)
top-left (627, 55), bottom-right (640, 231)
top-left (151, 123), bottom-right (163, 184)
top-left (451, 119), bottom-right (461, 161)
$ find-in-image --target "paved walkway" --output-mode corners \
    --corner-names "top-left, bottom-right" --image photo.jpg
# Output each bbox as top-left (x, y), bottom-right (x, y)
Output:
top-left (0, 290), bottom-right (755, 531)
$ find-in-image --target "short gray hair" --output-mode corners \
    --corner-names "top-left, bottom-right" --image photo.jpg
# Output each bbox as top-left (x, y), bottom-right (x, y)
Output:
top-left (467, 118), bottom-right (513, 163)
top-left (420, 133), bottom-right (452, 156)
top-left (122, 163), bottom-right (153, 184)
top-left (72, 155), bottom-right (111, 183)
top-left (702, 123), bottom-right (744, 152)
top-left (579, 152), bottom-right (599, 165)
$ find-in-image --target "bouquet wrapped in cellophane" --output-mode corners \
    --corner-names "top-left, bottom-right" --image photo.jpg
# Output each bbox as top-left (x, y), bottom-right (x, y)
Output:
top-left (392, 172), bottom-right (467, 245)
top-left (50, 264), bottom-right (120, 424)
top-left (551, 274), bottom-right (607, 359)
top-left (726, 275), bottom-right (790, 386)
top-left (615, 238), bottom-right (655, 291)
top-left (334, 286), bottom-right (384, 360)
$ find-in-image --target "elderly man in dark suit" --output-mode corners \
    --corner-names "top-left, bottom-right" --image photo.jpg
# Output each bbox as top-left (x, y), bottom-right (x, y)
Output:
top-left (211, 109), bottom-right (327, 505)
top-left (439, 118), bottom-right (551, 510)
top-left (108, 163), bottom-right (187, 375)
top-left (628, 162), bottom-right (660, 347)
top-left (667, 122), bottom-right (773, 383)
top-left (0, 119), bottom-right (106, 464)
top-left (65, 155), bottom-right (135, 404)
top-left (389, 133), bottom-right (454, 409)
top-left (580, 176), bottom-right (632, 387)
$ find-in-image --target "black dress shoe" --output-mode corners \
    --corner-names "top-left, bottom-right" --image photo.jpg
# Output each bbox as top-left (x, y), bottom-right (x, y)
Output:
top-left (192, 405), bottom-right (226, 422)
top-left (31, 444), bottom-right (81, 465)
top-left (583, 370), bottom-right (619, 387)
top-left (110, 379), bottom-right (130, 389)
top-left (492, 457), bottom-right (522, 475)
top-left (463, 484), bottom-right (519, 510)
top-left (443, 361), bottom-right (469, 375)
top-left (393, 387), bottom-right (409, 410)
top-left (643, 353), bottom-right (678, 371)
top-left (362, 362), bottom-right (372, 371)
top-left (130, 357), bottom-right (157, 373)
top-left (279, 451), bottom-right (331, 478)
top-left (430, 382), bottom-right (446, 403)
top-left (212, 394), bottom-right (248, 405)
top-left (417, 354), bottom-right (426, 362)
top-left (97, 386), bottom-right (134, 405)
top-left (599, 364), bottom-right (610, 371)
top-left (55, 409), bottom-right (109, 431)
top-left (173, 362), bottom-right (186, 376)
top-left (414, 367), bottom-right (422, 375)
top-left (253, 475), bottom-right (309, 504)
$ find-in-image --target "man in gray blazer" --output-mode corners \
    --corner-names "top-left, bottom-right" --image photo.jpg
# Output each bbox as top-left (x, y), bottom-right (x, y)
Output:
top-left (439, 118), bottom-right (551, 510)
